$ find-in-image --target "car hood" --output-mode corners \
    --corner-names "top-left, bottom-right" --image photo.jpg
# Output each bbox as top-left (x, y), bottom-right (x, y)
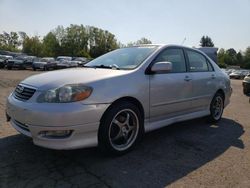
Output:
top-left (21, 68), bottom-right (129, 90)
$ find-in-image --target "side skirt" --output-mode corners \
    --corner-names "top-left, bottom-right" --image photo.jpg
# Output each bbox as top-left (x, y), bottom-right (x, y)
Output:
top-left (144, 110), bottom-right (210, 132)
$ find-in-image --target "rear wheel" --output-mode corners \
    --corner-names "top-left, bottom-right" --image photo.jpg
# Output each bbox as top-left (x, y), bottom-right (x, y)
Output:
top-left (98, 102), bottom-right (144, 155)
top-left (208, 93), bottom-right (224, 122)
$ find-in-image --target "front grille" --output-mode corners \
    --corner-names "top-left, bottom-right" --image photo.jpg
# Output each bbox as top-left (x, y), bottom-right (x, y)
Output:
top-left (13, 119), bottom-right (30, 132)
top-left (14, 84), bottom-right (36, 101)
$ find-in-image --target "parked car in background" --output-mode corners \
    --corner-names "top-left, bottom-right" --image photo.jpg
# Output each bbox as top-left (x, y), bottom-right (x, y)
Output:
top-left (243, 74), bottom-right (250, 96)
top-left (32, 57), bottom-right (56, 71)
top-left (229, 70), bottom-right (249, 79)
top-left (0, 55), bottom-right (13, 68)
top-left (225, 69), bottom-right (234, 75)
top-left (56, 60), bottom-right (79, 69)
top-left (7, 56), bottom-right (26, 70)
top-left (7, 56), bottom-right (36, 70)
top-left (6, 44), bottom-right (232, 155)
top-left (72, 57), bottom-right (88, 66)
top-left (55, 56), bottom-right (79, 69)
top-left (0, 58), bottom-right (5, 68)
top-left (56, 56), bottom-right (72, 62)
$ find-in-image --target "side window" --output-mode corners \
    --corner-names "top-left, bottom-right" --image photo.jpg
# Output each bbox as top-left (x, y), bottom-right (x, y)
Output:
top-left (153, 48), bottom-right (186, 73)
top-left (207, 60), bottom-right (214, 71)
top-left (186, 50), bottom-right (209, 72)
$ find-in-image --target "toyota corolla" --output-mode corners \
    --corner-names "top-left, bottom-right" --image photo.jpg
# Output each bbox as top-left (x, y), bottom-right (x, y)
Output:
top-left (6, 45), bottom-right (232, 155)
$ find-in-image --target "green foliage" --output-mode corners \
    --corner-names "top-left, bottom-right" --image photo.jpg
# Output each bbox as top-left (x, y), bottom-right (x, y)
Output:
top-left (200, 36), bottom-right (214, 47)
top-left (42, 32), bottom-right (60, 57)
top-left (87, 26), bottom-right (118, 58)
top-left (217, 48), bottom-right (226, 68)
top-left (0, 31), bottom-right (21, 52)
top-left (0, 24), bottom-right (119, 58)
top-left (135, 37), bottom-right (152, 45)
top-left (217, 47), bottom-right (250, 69)
top-left (22, 36), bottom-right (43, 56)
top-left (244, 47), bottom-right (250, 69)
top-left (126, 37), bottom-right (152, 47)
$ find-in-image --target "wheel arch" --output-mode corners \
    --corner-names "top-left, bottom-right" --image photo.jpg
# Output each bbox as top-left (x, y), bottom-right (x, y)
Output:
top-left (101, 96), bottom-right (144, 120)
top-left (216, 89), bottom-right (225, 101)
top-left (99, 96), bottom-right (145, 130)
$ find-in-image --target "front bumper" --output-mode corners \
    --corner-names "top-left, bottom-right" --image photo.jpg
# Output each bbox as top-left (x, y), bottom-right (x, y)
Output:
top-left (6, 93), bottom-right (110, 149)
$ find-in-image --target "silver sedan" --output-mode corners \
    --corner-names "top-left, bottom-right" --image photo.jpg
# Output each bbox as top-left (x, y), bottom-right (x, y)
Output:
top-left (6, 45), bottom-right (232, 155)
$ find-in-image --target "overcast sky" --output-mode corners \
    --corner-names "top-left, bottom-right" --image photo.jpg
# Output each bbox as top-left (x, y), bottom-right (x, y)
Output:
top-left (0, 0), bottom-right (250, 51)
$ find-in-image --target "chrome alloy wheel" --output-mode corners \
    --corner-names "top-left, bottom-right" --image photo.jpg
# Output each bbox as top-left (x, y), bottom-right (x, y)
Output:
top-left (108, 109), bottom-right (139, 151)
top-left (211, 96), bottom-right (223, 120)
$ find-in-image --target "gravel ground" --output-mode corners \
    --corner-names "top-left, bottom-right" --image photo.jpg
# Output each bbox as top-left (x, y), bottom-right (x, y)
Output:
top-left (0, 69), bottom-right (250, 188)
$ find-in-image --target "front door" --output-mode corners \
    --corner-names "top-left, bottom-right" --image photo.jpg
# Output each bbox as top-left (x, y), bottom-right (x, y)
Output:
top-left (149, 48), bottom-right (193, 122)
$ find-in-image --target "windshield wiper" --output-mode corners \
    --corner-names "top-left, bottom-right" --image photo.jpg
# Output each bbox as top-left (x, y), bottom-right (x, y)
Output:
top-left (84, 64), bottom-right (120, 70)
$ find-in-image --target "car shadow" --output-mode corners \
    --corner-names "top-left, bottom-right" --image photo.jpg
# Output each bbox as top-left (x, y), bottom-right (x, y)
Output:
top-left (0, 117), bottom-right (244, 188)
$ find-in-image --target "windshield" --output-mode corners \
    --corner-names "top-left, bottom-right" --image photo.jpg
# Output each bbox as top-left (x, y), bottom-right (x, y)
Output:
top-left (85, 46), bottom-right (158, 70)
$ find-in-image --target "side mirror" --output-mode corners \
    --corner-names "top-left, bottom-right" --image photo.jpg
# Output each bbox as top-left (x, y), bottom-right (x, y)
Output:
top-left (150, 61), bottom-right (172, 74)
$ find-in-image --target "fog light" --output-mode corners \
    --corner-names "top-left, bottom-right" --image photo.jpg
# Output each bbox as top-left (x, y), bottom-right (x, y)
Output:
top-left (39, 130), bottom-right (73, 138)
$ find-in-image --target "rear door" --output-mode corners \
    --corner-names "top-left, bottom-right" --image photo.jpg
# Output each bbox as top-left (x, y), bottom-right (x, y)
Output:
top-left (149, 47), bottom-right (193, 121)
top-left (185, 49), bottom-right (217, 111)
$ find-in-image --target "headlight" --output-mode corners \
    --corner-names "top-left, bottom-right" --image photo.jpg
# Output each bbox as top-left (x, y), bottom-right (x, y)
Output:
top-left (37, 84), bottom-right (92, 103)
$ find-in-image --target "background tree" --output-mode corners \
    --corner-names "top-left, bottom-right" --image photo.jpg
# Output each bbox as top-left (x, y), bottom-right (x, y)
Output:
top-left (217, 48), bottom-right (226, 68)
top-left (0, 31), bottom-right (21, 51)
top-left (224, 48), bottom-right (237, 65)
top-left (200, 35), bottom-right (214, 47)
top-left (236, 52), bottom-right (244, 67)
top-left (135, 37), bottom-right (152, 45)
top-left (87, 26), bottom-right (118, 57)
top-left (22, 36), bottom-right (43, 57)
top-left (52, 25), bottom-right (66, 46)
top-left (244, 47), bottom-right (250, 69)
top-left (126, 37), bottom-right (152, 47)
top-left (42, 32), bottom-right (60, 57)
top-left (60, 24), bottom-right (89, 57)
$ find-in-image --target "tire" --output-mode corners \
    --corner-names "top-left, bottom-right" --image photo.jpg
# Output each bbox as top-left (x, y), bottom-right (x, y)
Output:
top-left (33, 68), bottom-right (36, 71)
top-left (207, 93), bottom-right (224, 122)
top-left (98, 102), bottom-right (144, 155)
top-left (7, 66), bottom-right (12, 70)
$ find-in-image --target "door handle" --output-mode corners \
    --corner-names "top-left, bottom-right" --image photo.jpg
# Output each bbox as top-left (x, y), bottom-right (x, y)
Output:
top-left (184, 76), bottom-right (192, 81)
top-left (211, 74), bottom-right (216, 79)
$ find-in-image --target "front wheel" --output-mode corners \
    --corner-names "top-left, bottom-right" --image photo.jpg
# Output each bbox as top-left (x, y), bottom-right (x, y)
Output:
top-left (208, 93), bottom-right (224, 122)
top-left (98, 102), bottom-right (144, 155)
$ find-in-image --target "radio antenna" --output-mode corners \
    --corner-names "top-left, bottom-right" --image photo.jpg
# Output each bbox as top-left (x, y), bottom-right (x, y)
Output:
top-left (181, 37), bottom-right (186, 45)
